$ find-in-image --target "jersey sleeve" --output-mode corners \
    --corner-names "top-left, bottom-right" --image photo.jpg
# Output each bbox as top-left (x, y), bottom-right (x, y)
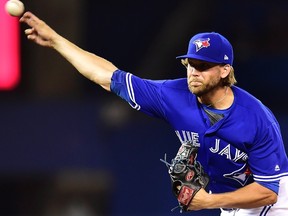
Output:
top-left (249, 121), bottom-right (287, 194)
top-left (110, 69), bottom-right (166, 119)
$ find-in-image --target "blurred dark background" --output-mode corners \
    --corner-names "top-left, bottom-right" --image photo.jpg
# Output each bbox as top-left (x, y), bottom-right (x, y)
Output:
top-left (0, 0), bottom-right (288, 215)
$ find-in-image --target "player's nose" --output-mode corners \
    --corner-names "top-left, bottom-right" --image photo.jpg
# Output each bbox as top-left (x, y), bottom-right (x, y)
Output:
top-left (187, 65), bottom-right (200, 77)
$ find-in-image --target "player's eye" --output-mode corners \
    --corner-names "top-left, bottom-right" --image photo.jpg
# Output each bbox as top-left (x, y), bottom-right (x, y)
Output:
top-left (188, 60), bottom-right (220, 72)
top-left (191, 63), bottom-right (215, 71)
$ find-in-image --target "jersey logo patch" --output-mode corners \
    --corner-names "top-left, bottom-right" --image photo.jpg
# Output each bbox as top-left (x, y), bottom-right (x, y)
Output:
top-left (193, 38), bottom-right (210, 52)
top-left (223, 164), bottom-right (252, 186)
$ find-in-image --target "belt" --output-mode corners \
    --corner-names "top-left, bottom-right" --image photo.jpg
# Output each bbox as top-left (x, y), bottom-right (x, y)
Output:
top-left (222, 208), bottom-right (238, 212)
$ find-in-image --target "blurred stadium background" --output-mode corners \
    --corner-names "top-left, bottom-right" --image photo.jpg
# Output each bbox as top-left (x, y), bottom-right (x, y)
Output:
top-left (0, 0), bottom-right (287, 215)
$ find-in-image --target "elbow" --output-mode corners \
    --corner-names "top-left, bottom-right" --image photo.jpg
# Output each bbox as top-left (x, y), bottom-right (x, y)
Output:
top-left (269, 193), bottom-right (278, 205)
top-left (266, 192), bottom-right (278, 205)
top-left (256, 182), bottom-right (278, 205)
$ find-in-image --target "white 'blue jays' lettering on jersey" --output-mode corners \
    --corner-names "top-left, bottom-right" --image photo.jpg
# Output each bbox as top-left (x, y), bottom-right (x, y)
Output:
top-left (110, 69), bottom-right (288, 194)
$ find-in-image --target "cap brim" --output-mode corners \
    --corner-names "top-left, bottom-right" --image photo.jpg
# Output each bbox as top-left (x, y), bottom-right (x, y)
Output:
top-left (176, 54), bottom-right (222, 64)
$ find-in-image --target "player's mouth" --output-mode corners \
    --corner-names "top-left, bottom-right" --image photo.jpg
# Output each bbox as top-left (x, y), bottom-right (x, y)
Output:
top-left (189, 80), bottom-right (203, 87)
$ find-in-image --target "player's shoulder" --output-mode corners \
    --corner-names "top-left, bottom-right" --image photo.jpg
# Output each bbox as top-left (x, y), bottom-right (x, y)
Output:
top-left (233, 86), bottom-right (264, 107)
top-left (161, 78), bottom-right (189, 90)
top-left (136, 76), bottom-right (189, 91)
top-left (232, 86), bottom-right (276, 119)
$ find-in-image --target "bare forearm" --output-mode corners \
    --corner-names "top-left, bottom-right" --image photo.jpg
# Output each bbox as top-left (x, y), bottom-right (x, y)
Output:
top-left (52, 34), bottom-right (117, 91)
top-left (190, 182), bottom-right (277, 210)
top-left (209, 183), bottom-right (276, 209)
top-left (20, 11), bottom-right (117, 91)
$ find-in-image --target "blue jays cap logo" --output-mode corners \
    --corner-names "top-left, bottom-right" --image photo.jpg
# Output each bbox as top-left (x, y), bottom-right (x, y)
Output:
top-left (193, 38), bottom-right (210, 52)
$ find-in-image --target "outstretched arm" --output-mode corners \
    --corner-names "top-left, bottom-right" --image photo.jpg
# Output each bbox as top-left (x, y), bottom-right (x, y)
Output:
top-left (20, 11), bottom-right (117, 91)
top-left (189, 182), bottom-right (277, 210)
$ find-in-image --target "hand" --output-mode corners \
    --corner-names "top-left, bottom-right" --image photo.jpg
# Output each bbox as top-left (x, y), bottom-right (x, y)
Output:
top-left (187, 188), bottom-right (210, 211)
top-left (20, 11), bottom-right (59, 48)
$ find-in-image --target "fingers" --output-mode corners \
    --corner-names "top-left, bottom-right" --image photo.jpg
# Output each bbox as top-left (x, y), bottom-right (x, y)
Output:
top-left (20, 11), bottom-right (56, 47)
top-left (24, 28), bottom-right (34, 35)
top-left (23, 28), bottom-right (36, 41)
top-left (20, 11), bottom-right (37, 21)
top-left (19, 11), bottom-right (33, 23)
top-left (21, 12), bottom-right (44, 41)
top-left (20, 11), bottom-right (43, 28)
top-left (24, 28), bottom-right (36, 38)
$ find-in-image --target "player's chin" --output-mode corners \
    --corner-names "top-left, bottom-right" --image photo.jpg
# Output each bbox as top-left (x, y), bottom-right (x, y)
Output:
top-left (189, 86), bottom-right (204, 95)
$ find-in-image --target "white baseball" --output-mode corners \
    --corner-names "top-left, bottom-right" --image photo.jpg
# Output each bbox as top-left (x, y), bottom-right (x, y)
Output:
top-left (5, 0), bottom-right (25, 17)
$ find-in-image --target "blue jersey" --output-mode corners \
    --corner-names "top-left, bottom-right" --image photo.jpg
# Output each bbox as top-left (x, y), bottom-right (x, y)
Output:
top-left (110, 69), bottom-right (288, 195)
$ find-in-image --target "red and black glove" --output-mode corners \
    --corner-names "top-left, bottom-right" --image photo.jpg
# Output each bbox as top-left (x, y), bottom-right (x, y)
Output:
top-left (161, 141), bottom-right (209, 212)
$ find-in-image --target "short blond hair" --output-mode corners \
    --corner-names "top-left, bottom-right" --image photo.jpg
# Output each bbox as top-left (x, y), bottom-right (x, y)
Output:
top-left (223, 66), bottom-right (237, 87)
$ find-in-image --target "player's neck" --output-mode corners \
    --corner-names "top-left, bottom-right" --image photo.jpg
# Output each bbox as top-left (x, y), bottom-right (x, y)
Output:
top-left (198, 86), bottom-right (232, 109)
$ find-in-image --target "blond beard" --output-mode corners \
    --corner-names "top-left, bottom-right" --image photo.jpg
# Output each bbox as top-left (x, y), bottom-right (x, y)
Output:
top-left (188, 78), bottom-right (223, 97)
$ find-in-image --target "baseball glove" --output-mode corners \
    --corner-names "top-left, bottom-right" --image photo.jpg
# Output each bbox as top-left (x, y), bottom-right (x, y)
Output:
top-left (160, 141), bottom-right (209, 212)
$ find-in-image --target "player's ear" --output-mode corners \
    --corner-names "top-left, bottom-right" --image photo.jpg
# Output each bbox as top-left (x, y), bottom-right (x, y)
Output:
top-left (221, 64), bottom-right (231, 78)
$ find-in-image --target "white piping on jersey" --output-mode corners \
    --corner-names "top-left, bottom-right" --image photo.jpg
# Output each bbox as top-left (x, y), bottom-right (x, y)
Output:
top-left (253, 172), bottom-right (288, 182)
top-left (125, 73), bottom-right (141, 110)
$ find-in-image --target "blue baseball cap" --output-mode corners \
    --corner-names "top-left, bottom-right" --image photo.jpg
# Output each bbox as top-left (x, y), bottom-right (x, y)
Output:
top-left (176, 32), bottom-right (234, 65)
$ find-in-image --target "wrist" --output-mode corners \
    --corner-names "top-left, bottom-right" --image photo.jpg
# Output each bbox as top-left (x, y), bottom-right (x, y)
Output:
top-left (203, 191), bottom-right (215, 209)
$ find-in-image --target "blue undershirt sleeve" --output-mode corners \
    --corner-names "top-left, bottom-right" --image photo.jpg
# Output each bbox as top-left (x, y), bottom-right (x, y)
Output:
top-left (256, 180), bottom-right (279, 194)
